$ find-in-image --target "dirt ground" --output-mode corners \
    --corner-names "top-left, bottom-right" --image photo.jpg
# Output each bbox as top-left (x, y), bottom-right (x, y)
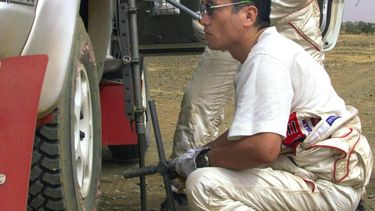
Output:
top-left (99, 34), bottom-right (375, 210)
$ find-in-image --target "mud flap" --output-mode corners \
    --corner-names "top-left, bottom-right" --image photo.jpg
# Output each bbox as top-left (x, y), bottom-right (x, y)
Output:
top-left (0, 55), bottom-right (48, 211)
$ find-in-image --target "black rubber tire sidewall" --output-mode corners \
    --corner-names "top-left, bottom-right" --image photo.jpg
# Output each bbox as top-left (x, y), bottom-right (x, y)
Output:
top-left (108, 145), bottom-right (139, 161)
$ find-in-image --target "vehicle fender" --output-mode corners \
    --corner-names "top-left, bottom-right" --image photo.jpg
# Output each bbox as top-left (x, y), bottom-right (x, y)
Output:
top-left (0, 55), bottom-right (48, 211)
top-left (0, 2), bottom-right (36, 59)
top-left (21, 0), bottom-right (81, 117)
top-left (87, 0), bottom-right (113, 79)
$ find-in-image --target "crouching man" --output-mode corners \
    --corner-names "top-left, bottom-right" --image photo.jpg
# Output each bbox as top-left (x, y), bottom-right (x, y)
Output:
top-left (170, 0), bottom-right (373, 210)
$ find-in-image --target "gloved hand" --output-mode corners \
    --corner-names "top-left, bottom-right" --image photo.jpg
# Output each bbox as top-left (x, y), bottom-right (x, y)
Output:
top-left (168, 147), bottom-right (208, 178)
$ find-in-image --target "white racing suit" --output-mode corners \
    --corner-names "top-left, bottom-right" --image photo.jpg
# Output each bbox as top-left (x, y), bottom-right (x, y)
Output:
top-left (171, 0), bottom-right (324, 158)
top-left (186, 106), bottom-right (373, 210)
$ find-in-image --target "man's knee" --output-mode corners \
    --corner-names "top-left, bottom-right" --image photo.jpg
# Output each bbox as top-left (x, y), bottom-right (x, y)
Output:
top-left (185, 168), bottom-right (217, 209)
top-left (186, 168), bottom-right (211, 195)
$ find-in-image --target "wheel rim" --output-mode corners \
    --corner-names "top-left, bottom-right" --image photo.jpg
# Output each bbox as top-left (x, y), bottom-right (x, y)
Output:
top-left (73, 63), bottom-right (94, 198)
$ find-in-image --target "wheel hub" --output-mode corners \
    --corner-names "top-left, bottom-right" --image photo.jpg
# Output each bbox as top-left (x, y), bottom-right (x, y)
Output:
top-left (73, 63), bottom-right (94, 198)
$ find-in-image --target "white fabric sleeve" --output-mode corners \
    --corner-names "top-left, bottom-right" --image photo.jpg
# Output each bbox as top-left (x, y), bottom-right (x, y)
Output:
top-left (271, 0), bottom-right (312, 21)
top-left (228, 54), bottom-right (293, 140)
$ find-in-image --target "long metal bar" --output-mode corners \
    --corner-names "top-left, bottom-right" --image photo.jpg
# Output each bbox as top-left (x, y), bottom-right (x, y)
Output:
top-left (123, 100), bottom-right (176, 211)
top-left (127, 0), bottom-right (148, 210)
top-left (148, 100), bottom-right (176, 211)
top-left (165, 0), bottom-right (201, 20)
top-left (123, 166), bottom-right (158, 178)
top-left (122, 100), bottom-right (175, 210)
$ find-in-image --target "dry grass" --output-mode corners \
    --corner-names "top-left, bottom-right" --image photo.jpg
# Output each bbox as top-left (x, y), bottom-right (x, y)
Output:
top-left (326, 34), bottom-right (375, 66)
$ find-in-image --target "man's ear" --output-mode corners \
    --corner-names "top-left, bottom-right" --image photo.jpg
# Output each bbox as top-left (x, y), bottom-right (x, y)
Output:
top-left (243, 6), bottom-right (257, 27)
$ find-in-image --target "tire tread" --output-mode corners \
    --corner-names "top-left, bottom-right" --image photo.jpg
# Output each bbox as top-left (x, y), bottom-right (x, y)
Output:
top-left (28, 117), bottom-right (65, 210)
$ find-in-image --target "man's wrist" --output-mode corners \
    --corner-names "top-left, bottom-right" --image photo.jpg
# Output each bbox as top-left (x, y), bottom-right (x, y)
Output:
top-left (196, 148), bottom-right (211, 168)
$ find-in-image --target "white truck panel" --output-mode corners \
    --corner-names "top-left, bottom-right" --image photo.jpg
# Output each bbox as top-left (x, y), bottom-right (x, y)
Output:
top-left (21, 0), bottom-right (80, 117)
top-left (0, 3), bottom-right (34, 59)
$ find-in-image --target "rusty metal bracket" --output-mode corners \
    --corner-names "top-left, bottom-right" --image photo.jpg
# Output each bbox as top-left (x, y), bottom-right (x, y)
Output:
top-left (118, 1), bottom-right (132, 59)
top-left (121, 62), bottom-right (134, 120)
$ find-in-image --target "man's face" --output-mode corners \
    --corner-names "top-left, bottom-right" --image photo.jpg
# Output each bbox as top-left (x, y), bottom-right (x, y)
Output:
top-left (200, 0), bottom-right (243, 51)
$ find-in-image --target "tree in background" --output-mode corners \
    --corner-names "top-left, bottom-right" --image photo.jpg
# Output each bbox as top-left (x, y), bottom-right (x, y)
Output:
top-left (342, 21), bottom-right (375, 34)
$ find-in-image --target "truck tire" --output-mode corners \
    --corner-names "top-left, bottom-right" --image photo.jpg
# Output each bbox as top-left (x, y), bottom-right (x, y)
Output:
top-left (28, 18), bottom-right (101, 210)
top-left (108, 144), bottom-right (139, 161)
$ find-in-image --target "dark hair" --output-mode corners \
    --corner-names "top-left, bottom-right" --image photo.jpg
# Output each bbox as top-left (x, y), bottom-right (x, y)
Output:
top-left (232, 0), bottom-right (271, 29)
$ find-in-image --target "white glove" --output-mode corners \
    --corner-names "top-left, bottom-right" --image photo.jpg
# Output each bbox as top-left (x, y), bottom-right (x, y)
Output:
top-left (169, 147), bottom-right (207, 178)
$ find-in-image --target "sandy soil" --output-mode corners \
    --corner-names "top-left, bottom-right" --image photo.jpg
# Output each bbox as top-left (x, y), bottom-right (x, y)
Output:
top-left (99, 34), bottom-right (375, 210)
